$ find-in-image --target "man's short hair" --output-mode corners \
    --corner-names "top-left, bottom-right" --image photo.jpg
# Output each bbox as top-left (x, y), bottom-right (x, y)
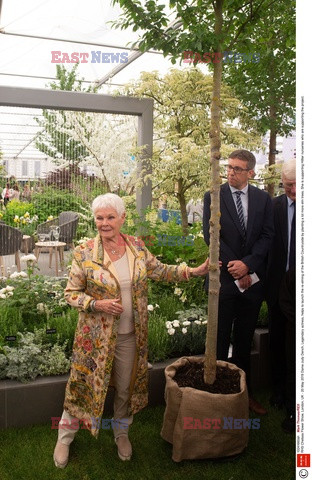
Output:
top-left (229, 149), bottom-right (256, 170)
top-left (282, 158), bottom-right (296, 181)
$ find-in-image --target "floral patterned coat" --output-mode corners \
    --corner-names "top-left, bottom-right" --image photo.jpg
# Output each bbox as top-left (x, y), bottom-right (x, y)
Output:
top-left (63, 233), bottom-right (190, 438)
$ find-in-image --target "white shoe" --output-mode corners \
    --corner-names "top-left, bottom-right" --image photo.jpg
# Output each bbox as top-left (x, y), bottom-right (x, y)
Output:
top-left (53, 440), bottom-right (70, 469)
top-left (115, 436), bottom-right (132, 461)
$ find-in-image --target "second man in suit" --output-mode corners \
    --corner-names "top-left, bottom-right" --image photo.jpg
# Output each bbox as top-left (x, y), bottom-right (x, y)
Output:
top-left (266, 159), bottom-right (296, 432)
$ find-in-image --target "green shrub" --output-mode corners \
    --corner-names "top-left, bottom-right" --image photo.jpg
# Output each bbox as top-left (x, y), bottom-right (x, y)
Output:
top-left (0, 275), bottom-right (71, 345)
top-left (165, 305), bottom-right (207, 358)
top-left (257, 301), bottom-right (269, 327)
top-left (147, 303), bottom-right (207, 362)
top-left (0, 329), bottom-right (70, 382)
top-left (31, 187), bottom-right (84, 223)
top-left (0, 200), bottom-right (38, 235)
top-left (148, 313), bottom-right (171, 363)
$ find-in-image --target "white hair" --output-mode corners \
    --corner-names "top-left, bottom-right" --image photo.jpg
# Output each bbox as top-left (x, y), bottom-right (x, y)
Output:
top-left (91, 193), bottom-right (125, 217)
top-left (282, 158), bottom-right (296, 181)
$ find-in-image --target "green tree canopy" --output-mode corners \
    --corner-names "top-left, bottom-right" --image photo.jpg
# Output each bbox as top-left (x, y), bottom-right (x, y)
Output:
top-left (122, 68), bottom-right (261, 232)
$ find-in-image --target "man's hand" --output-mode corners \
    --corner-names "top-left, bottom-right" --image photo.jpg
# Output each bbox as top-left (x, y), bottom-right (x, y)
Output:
top-left (238, 274), bottom-right (252, 290)
top-left (227, 260), bottom-right (249, 279)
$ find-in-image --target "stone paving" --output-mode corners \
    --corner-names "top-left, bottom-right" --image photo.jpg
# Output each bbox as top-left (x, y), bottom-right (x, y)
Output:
top-left (1, 249), bottom-right (72, 279)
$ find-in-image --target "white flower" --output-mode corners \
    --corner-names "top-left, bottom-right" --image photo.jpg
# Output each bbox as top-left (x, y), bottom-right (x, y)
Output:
top-left (182, 328), bottom-right (187, 334)
top-left (147, 304), bottom-right (154, 312)
top-left (172, 320), bottom-right (180, 328)
top-left (174, 288), bottom-right (182, 296)
top-left (194, 320), bottom-right (201, 325)
top-left (37, 303), bottom-right (45, 312)
top-left (10, 271), bottom-right (28, 278)
top-left (181, 293), bottom-right (187, 303)
top-left (202, 320), bottom-right (207, 325)
top-left (7, 291), bottom-right (14, 296)
top-left (155, 304), bottom-right (159, 308)
top-left (0, 288), bottom-right (6, 294)
top-left (0, 293), bottom-right (6, 299)
top-left (165, 321), bottom-right (172, 329)
top-left (182, 320), bottom-right (191, 326)
top-left (9, 271), bottom-right (19, 278)
top-left (175, 258), bottom-right (182, 263)
top-left (5, 286), bottom-right (14, 292)
top-left (21, 254), bottom-right (37, 262)
top-left (168, 328), bottom-right (175, 336)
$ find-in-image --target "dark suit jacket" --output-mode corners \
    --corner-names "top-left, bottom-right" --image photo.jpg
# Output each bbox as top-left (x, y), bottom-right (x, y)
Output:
top-left (266, 194), bottom-right (289, 306)
top-left (203, 182), bottom-right (274, 297)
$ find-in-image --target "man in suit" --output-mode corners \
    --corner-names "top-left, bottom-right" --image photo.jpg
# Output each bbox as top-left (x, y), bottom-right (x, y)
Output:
top-left (266, 159), bottom-right (296, 432)
top-left (203, 149), bottom-right (274, 415)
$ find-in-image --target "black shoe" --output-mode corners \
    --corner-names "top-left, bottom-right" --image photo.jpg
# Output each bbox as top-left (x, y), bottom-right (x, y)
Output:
top-left (270, 393), bottom-right (285, 409)
top-left (281, 414), bottom-right (295, 433)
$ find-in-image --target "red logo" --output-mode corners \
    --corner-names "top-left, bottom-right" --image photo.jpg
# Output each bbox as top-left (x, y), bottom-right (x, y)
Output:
top-left (297, 454), bottom-right (310, 467)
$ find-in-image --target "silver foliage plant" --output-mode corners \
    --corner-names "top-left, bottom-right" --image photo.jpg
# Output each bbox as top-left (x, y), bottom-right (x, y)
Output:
top-left (0, 329), bottom-right (70, 382)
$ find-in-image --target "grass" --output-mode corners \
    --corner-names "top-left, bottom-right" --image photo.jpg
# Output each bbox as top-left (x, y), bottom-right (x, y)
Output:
top-left (0, 389), bottom-right (295, 480)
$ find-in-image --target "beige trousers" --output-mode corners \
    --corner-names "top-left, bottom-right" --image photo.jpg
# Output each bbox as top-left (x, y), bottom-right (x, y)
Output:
top-left (58, 331), bottom-right (136, 445)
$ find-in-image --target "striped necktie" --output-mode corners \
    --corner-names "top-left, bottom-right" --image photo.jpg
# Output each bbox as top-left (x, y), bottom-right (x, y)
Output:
top-left (234, 190), bottom-right (246, 236)
top-left (288, 201), bottom-right (295, 270)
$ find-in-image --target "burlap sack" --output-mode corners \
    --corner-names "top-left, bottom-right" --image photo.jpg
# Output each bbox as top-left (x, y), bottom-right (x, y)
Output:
top-left (160, 357), bottom-right (249, 462)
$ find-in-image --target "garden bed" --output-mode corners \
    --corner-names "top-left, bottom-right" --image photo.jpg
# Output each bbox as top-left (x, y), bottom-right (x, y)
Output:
top-left (0, 328), bottom-right (269, 430)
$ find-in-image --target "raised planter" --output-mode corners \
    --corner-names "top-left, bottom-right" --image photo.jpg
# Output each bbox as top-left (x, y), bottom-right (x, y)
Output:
top-left (0, 328), bottom-right (269, 430)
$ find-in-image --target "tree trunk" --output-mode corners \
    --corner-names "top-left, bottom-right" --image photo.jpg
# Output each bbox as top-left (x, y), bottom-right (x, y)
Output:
top-left (204, 0), bottom-right (223, 385)
top-left (267, 107), bottom-right (277, 198)
top-left (176, 179), bottom-right (188, 236)
top-left (267, 20), bottom-right (277, 198)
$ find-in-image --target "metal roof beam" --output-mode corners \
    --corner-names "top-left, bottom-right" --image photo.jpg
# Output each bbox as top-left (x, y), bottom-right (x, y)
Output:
top-left (0, 30), bottom-right (162, 54)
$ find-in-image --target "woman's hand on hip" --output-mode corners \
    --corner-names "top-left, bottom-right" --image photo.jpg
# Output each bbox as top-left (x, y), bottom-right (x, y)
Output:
top-left (94, 298), bottom-right (123, 315)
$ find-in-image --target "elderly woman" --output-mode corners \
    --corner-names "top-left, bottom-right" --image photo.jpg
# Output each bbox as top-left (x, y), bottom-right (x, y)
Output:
top-left (54, 193), bottom-right (210, 468)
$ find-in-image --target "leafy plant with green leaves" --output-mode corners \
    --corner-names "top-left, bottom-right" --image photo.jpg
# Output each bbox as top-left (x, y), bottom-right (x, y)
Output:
top-left (0, 328), bottom-right (70, 382)
top-left (121, 69), bottom-right (261, 234)
top-left (223, 0), bottom-right (295, 196)
top-left (0, 275), bottom-right (69, 338)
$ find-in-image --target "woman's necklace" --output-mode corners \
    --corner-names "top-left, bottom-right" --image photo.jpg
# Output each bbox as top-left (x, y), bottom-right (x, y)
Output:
top-left (103, 240), bottom-right (124, 259)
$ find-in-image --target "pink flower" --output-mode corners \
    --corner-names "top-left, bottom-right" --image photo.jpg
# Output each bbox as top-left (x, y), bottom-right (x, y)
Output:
top-left (83, 325), bottom-right (90, 334)
top-left (83, 339), bottom-right (93, 352)
top-left (76, 335), bottom-right (83, 346)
